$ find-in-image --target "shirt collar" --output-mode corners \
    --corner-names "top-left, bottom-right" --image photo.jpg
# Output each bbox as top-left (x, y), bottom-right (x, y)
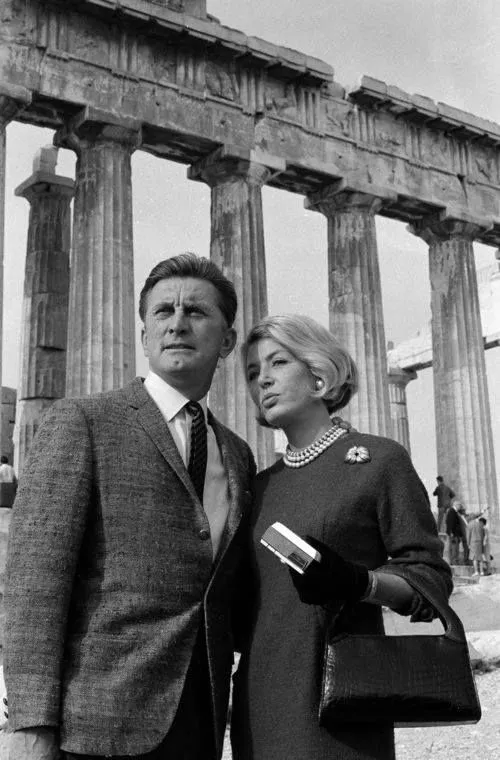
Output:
top-left (144, 371), bottom-right (208, 422)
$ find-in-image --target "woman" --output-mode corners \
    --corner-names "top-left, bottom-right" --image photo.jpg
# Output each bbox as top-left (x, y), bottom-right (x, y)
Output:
top-left (467, 516), bottom-right (486, 576)
top-left (231, 314), bottom-right (452, 760)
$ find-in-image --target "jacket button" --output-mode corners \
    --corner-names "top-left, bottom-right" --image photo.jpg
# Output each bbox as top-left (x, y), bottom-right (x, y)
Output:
top-left (199, 528), bottom-right (210, 540)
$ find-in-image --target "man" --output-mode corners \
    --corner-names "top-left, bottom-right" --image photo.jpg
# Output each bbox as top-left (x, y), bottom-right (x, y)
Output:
top-left (433, 475), bottom-right (455, 532)
top-left (445, 499), bottom-right (462, 565)
top-left (0, 455), bottom-right (17, 508)
top-left (4, 254), bottom-right (256, 760)
top-left (456, 503), bottom-right (470, 565)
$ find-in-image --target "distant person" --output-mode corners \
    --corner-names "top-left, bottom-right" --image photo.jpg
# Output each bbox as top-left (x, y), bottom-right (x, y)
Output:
top-left (481, 518), bottom-right (493, 576)
top-left (456, 503), bottom-right (470, 565)
top-left (433, 475), bottom-right (455, 532)
top-left (467, 516), bottom-right (486, 577)
top-left (445, 499), bottom-right (462, 565)
top-left (0, 455), bottom-right (17, 508)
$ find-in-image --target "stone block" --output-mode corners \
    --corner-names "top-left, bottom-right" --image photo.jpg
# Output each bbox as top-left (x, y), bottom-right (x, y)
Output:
top-left (411, 93), bottom-right (438, 117)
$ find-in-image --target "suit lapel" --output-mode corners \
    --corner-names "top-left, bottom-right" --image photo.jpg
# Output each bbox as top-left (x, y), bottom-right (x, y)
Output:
top-left (209, 412), bottom-right (247, 561)
top-left (126, 378), bottom-right (199, 503)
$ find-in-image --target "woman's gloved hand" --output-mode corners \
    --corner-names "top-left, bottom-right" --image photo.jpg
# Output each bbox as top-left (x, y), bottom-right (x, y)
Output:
top-left (289, 536), bottom-right (369, 605)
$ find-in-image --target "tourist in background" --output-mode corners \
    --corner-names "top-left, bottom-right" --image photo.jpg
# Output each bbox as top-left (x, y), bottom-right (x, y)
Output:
top-left (467, 516), bottom-right (487, 577)
top-left (433, 475), bottom-right (455, 532)
top-left (231, 314), bottom-right (452, 760)
top-left (5, 254), bottom-right (255, 760)
top-left (0, 455), bottom-right (17, 509)
top-left (481, 518), bottom-right (493, 575)
top-left (445, 500), bottom-right (463, 565)
top-left (456, 502), bottom-right (470, 565)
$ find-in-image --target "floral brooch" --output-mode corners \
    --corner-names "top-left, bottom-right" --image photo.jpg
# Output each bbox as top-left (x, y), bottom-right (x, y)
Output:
top-left (344, 445), bottom-right (371, 464)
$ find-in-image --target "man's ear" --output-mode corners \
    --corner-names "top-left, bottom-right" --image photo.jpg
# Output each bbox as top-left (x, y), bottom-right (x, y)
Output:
top-left (141, 325), bottom-right (149, 357)
top-left (219, 327), bottom-right (237, 359)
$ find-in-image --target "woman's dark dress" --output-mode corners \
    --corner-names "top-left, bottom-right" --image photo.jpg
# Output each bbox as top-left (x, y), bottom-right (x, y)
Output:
top-left (231, 432), bottom-right (452, 760)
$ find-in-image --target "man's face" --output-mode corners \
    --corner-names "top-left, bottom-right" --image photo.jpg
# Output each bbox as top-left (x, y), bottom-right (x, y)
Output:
top-left (141, 277), bottom-right (236, 398)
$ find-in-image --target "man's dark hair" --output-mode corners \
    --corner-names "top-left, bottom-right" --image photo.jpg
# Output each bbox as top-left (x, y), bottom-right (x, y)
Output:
top-left (479, 517), bottom-right (487, 525)
top-left (1, 455), bottom-right (8, 464)
top-left (139, 253), bottom-right (237, 327)
top-left (436, 475), bottom-right (443, 482)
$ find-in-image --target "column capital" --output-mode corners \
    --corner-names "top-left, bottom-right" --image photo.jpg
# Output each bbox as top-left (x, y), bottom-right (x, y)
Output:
top-left (188, 145), bottom-right (284, 187)
top-left (305, 179), bottom-right (396, 217)
top-left (388, 365), bottom-right (417, 388)
top-left (409, 210), bottom-right (493, 245)
top-left (0, 84), bottom-right (31, 127)
top-left (54, 107), bottom-right (142, 155)
top-left (15, 147), bottom-right (74, 203)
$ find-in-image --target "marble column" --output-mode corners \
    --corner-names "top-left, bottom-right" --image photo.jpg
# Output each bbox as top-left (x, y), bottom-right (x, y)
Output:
top-left (55, 112), bottom-right (140, 396)
top-left (13, 147), bottom-right (74, 474)
top-left (306, 186), bottom-right (392, 436)
top-left (189, 147), bottom-right (277, 469)
top-left (387, 365), bottom-right (417, 454)
top-left (0, 87), bottom-right (31, 400)
top-left (412, 214), bottom-right (499, 529)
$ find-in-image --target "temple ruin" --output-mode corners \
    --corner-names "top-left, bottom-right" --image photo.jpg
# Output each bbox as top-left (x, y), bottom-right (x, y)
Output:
top-left (0, 0), bottom-right (499, 525)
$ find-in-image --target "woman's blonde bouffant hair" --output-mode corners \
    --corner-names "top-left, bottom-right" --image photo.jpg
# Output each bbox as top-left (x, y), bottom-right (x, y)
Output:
top-left (241, 314), bottom-right (358, 425)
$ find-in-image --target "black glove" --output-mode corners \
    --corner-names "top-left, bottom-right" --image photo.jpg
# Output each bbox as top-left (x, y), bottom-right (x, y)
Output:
top-left (289, 536), bottom-right (369, 606)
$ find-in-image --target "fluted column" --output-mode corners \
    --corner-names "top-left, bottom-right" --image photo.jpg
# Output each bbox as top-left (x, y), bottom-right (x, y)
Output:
top-left (13, 147), bottom-right (74, 474)
top-left (306, 186), bottom-right (392, 436)
top-left (189, 146), bottom-right (279, 469)
top-left (55, 110), bottom-right (140, 396)
top-left (0, 88), bottom-right (31, 473)
top-left (411, 213), bottom-right (498, 529)
top-left (387, 365), bottom-right (417, 454)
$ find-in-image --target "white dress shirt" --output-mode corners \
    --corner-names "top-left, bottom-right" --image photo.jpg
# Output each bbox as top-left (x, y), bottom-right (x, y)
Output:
top-left (144, 371), bottom-right (231, 559)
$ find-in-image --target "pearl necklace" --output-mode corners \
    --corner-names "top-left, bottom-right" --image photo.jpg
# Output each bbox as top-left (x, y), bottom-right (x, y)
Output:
top-left (284, 424), bottom-right (348, 468)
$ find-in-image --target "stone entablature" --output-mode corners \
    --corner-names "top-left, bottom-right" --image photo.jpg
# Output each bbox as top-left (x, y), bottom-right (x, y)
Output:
top-left (2, 1), bottom-right (500, 243)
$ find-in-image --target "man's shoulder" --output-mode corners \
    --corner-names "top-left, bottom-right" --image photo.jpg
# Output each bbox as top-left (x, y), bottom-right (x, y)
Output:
top-left (39, 379), bottom-right (143, 427)
top-left (52, 379), bottom-right (141, 411)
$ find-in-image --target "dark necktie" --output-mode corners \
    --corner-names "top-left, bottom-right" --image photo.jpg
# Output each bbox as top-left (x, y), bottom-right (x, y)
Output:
top-left (186, 401), bottom-right (207, 503)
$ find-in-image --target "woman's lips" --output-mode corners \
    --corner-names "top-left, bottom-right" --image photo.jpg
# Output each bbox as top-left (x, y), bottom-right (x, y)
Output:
top-left (261, 394), bottom-right (278, 409)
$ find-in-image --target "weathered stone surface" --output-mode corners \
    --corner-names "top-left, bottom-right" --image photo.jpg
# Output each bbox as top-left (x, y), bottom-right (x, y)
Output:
top-left (190, 146), bottom-right (277, 469)
top-left (411, 216), bottom-right (499, 529)
top-left (387, 366), bottom-right (417, 454)
top-left (14, 147), bottom-right (74, 473)
top-left (56, 111), bottom-right (139, 396)
top-left (0, 86), bottom-right (31, 472)
top-left (1, 2), bottom-right (500, 241)
top-left (307, 186), bottom-right (392, 437)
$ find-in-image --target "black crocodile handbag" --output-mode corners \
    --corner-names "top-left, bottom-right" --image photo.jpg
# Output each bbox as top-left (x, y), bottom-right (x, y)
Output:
top-left (319, 578), bottom-right (481, 728)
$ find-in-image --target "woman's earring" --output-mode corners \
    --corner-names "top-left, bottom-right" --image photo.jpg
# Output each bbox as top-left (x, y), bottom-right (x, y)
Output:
top-left (315, 377), bottom-right (324, 390)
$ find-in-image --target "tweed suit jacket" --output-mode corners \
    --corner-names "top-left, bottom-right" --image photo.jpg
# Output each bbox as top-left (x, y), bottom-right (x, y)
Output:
top-left (4, 377), bottom-right (256, 758)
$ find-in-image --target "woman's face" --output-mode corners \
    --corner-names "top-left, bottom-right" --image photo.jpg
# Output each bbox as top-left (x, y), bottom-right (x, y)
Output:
top-left (246, 337), bottom-right (319, 428)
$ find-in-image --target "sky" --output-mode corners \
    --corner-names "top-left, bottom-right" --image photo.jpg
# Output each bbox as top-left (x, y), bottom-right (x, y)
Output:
top-left (2, 0), bottom-right (500, 498)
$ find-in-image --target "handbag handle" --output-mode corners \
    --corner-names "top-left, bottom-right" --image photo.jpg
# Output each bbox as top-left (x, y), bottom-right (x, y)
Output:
top-left (396, 573), bottom-right (466, 644)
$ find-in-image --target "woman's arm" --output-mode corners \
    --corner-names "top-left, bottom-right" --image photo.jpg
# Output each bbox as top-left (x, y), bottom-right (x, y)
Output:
top-left (374, 442), bottom-right (452, 620)
top-left (362, 570), bottom-right (413, 609)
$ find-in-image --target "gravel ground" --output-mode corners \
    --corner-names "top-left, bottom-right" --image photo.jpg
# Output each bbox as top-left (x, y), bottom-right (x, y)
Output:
top-left (221, 668), bottom-right (500, 760)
